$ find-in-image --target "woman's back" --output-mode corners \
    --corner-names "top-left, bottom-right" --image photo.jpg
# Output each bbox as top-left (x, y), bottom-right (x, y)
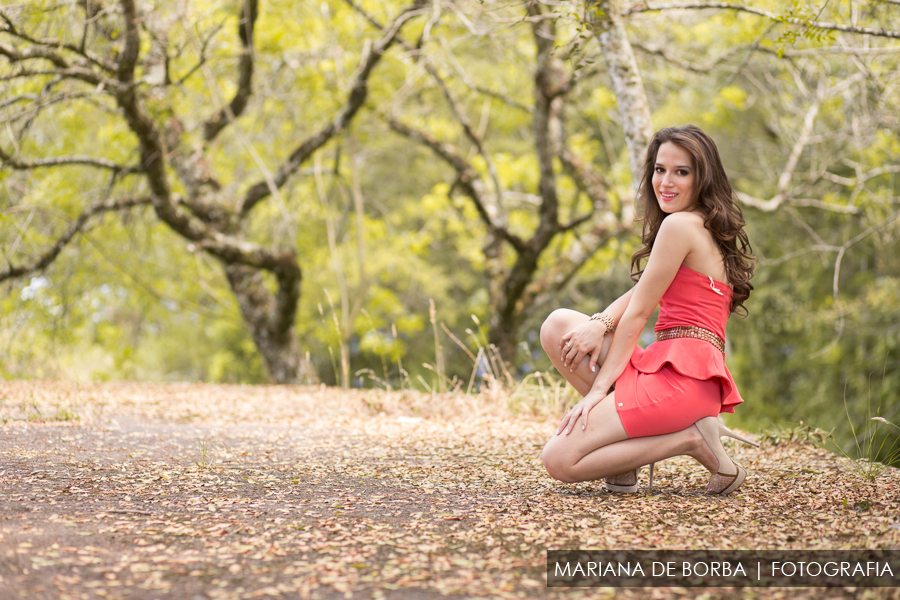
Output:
top-left (672, 211), bottom-right (731, 289)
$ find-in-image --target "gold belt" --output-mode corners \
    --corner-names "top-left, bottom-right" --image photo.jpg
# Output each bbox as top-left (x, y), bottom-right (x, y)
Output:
top-left (656, 326), bottom-right (725, 354)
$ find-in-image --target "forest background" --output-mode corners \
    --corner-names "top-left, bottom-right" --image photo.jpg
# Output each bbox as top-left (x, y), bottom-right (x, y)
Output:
top-left (1, 0), bottom-right (898, 465)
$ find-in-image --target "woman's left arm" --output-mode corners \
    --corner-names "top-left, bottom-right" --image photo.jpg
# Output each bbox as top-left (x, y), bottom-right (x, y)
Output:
top-left (556, 214), bottom-right (698, 435)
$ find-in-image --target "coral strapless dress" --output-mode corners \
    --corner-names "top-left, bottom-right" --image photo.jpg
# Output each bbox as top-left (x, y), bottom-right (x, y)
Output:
top-left (614, 264), bottom-right (745, 438)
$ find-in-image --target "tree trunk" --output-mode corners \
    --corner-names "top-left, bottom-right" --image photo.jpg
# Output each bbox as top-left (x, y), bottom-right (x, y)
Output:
top-left (224, 264), bottom-right (302, 384)
top-left (489, 247), bottom-right (541, 365)
top-left (488, 311), bottom-right (521, 368)
top-left (587, 0), bottom-right (654, 192)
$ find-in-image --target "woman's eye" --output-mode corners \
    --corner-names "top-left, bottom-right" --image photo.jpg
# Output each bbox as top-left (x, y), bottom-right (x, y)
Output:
top-left (655, 167), bottom-right (665, 173)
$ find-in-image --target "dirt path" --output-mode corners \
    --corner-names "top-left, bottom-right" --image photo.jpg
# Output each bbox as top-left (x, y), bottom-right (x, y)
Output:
top-left (1, 381), bottom-right (898, 599)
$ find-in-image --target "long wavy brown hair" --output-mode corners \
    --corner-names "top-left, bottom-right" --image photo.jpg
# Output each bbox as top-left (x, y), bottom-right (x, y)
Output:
top-left (630, 125), bottom-right (755, 315)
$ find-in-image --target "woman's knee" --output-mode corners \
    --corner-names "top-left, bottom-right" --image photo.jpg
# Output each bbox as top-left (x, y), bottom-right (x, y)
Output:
top-left (541, 439), bottom-right (578, 483)
top-left (540, 309), bottom-right (570, 353)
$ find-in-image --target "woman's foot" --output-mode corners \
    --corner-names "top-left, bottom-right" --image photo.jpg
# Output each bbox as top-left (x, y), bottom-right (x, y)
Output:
top-left (604, 463), bottom-right (656, 493)
top-left (604, 468), bottom-right (639, 493)
top-left (693, 417), bottom-right (746, 495)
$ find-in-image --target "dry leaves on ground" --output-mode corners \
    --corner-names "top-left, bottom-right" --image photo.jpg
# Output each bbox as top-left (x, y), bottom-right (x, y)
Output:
top-left (0, 381), bottom-right (898, 600)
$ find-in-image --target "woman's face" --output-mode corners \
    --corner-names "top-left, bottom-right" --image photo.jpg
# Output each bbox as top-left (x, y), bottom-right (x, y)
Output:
top-left (651, 142), bottom-right (697, 214)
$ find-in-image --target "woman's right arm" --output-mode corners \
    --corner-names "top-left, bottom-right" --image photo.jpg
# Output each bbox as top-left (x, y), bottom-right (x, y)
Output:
top-left (558, 286), bottom-right (635, 373)
top-left (556, 214), bottom-right (695, 434)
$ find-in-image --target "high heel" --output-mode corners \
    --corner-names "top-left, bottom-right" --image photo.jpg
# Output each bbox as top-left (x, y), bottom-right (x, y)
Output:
top-left (694, 417), bottom-right (746, 495)
top-left (718, 422), bottom-right (760, 448)
top-left (604, 462), bottom-right (656, 494)
top-left (707, 459), bottom-right (746, 495)
top-left (604, 468), bottom-right (639, 493)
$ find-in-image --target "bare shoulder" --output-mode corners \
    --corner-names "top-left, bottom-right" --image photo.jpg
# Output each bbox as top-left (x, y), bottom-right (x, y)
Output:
top-left (646, 213), bottom-right (699, 264)
top-left (657, 212), bottom-right (706, 239)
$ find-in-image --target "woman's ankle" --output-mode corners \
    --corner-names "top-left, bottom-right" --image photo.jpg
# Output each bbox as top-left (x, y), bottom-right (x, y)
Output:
top-left (685, 424), bottom-right (719, 472)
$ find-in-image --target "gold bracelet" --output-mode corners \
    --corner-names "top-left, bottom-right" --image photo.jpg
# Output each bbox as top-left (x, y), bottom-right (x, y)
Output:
top-left (590, 312), bottom-right (615, 333)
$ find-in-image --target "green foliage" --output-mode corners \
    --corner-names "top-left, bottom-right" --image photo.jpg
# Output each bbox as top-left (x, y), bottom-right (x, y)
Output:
top-left (773, 1), bottom-right (837, 58)
top-left (758, 421), bottom-right (832, 447)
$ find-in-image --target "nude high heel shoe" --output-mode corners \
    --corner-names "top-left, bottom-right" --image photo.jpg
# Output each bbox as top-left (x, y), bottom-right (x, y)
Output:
top-left (604, 469), bottom-right (638, 493)
top-left (694, 417), bottom-right (746, 495)
top-left (604, 463), bottom-right (656, 493)
top-left (718, 422), bottom-right (760, 448)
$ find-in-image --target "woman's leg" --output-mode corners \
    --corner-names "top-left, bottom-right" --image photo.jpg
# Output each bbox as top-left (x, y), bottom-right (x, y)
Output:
top-left (541, 394), bottom-right (718, 483)
top-left (539, 309), bottom-right (614, 396)
top-left (539, 309), bottom-right (627, 480)
top-left (539, 309), bottom-right (720, 483)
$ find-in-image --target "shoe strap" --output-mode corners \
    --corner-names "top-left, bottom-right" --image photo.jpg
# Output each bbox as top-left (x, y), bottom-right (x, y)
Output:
top-left (710, 460), bottom-right (741, 493)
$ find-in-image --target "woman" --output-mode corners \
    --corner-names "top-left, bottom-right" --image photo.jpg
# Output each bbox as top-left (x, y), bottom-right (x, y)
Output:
top-left (540, 125), bottom-right (757, 495)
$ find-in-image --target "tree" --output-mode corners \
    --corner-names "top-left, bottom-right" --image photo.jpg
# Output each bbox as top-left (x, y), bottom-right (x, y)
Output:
top-left (350, 0), bottom-right (636, 364)
top-left (0, 0), bottom-right (425, 382)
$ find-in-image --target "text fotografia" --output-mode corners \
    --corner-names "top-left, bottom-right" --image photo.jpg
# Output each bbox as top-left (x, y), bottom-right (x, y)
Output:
top-left (546, 550), bottom-right (900, 587)
top-left (553, 560), bottom-right (890, 580)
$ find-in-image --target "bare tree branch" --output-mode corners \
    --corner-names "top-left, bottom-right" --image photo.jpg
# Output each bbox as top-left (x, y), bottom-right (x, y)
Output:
top-left (0, 9), bottom-right (117, 72)
top-left (116, 0), bottom-right (141, 83)
top-left (632, 41), bottom-right (752, 72)
top-left (0, 196), bottom-right (151, 283)
top-left (239, 2), bottom-right (426, 216)
top-left (823, 164), bottom-right (900, 187)
top-left (471, 85), bottom-right (532, 113)
top-left (426, 54), bottom-right (505, 210)
top-left (199, 236), bottom-right (300, 280)
top-left (386, 116), bottom-right (528, 253)
top-left (0, 146), bottom-right (139, 173)
top-left (788, 199), bottom-right (861, 214)
top-left (0, 65), bottom-right (111, 88)
top-left (108, 0), bottom-right (215, 246)
top-left (627, 3), bottom-right (900, 40)
top-left (203, 0), bottom-right (258, 141)
top-left (735, 75), bottom-right (865, 212)
top-left (173, 22), bottom-right (224, 86)
top-left (773, 97), bottom-right (821, 205)
top-left (343, 0), bottom-right (510, 222)
top-left (559, 211), bottom-right (595, 232)
top-left (521, 226), bottom-right (628, 310)
top-left (0, 42), bottom-right (68, 69)
top-left (811, 210), bottom-right (900, 356)
top-left (0, 89), bottom-right (101, 113)
top-left (558, 147), bottom-right (610, 229)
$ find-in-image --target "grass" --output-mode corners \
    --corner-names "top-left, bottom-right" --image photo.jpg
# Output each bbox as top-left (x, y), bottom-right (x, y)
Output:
top-left (197, 436), bottom-right (213, 469)
top-left (761, 381), bottom-right (900, 481)
top-left (825, 414), bottom-right (900, 482)
top-left (1, 395), bottom-right (81, 424)
top-left (332, 301), bottom-right (580, 420)
top-left (822, 371), bottom-right (900, 480)
top-left (758, 421), bottom-right (832, 447)
top-left (339, 310), bottom-right (578, 424)
top-left (506, 371), bottom-right (577, 418)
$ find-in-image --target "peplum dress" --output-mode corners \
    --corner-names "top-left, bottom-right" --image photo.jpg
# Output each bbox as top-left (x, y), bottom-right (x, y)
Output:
top-left (614, 264), bottom-right (745, 439)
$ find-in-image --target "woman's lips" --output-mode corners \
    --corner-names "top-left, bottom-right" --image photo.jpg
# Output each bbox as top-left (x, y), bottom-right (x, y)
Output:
top-left (659, 192), bottom-right (678, 201)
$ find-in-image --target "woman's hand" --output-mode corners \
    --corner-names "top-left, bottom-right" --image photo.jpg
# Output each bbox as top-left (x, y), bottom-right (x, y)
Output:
top-left (559, 319), bottom-right (606, 373)
top-left (556, 388), bottom-right (607, 435)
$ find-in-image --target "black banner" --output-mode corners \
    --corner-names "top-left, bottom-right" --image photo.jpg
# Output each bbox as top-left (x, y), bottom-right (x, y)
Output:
top-left (547, 550), bottom-right (900, 587)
